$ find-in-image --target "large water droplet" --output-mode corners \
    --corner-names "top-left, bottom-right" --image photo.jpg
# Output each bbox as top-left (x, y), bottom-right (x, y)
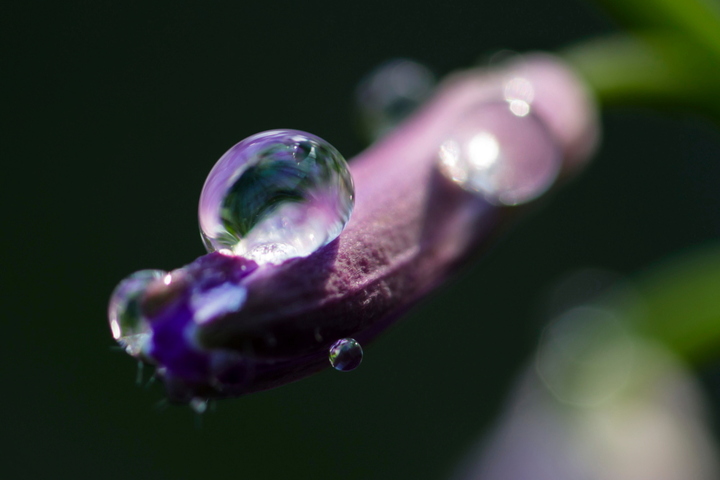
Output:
top-left (329, 338), bottom-right (363, 372)
top-left (199, 130), bottom-right (354, 265)
top-left (108, 269), bottom-right (166, 357)
top-left (438, 101), bottom-right (560, 206)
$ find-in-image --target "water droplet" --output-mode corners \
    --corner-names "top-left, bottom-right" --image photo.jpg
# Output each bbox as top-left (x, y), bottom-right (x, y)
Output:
top-left (329, 338), bottom-right (363, 372)
top-left (199, 130), bottom-right (354, 265)
top-left (189, 397), bottom-right (208, 414)
top-left (438, 102), bottom-right (560, 205)
top-left (356, 58), bottom-right (435, 140)
top-left (108, 269), bottom-right (166, 357)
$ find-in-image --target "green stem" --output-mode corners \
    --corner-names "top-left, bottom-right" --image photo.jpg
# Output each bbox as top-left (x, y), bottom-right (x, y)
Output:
top-left (590, 0), bottom-right (720, 60)
top-left (567, 0), bottom-right (720, 121)
top-left (562, 32), bottom-right (720, 121)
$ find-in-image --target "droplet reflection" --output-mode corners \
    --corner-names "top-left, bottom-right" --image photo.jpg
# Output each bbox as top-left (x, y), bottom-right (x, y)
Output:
top-left (504, 77), bottom-right (534, 118)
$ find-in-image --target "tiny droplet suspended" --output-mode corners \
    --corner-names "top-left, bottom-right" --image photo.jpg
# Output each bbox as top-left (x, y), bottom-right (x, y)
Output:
top-left (329, 338), bottom-right (363, 372)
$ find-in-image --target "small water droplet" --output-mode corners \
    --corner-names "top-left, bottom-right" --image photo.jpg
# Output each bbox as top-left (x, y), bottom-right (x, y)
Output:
top-left (108, 269), bottom-right (166, 357)
top-left (199, 130), bottom-right (354, 265)
top-left (189, 397), bottom-right (208, 414)
top-left (438, 102), bottom-right (560, 205)
top-left (356, 59), bottom-right (436, 140)
top-left (329, 338), bottom-right (363, 372)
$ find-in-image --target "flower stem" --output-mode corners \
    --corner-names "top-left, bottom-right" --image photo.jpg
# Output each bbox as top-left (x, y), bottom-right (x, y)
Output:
top-left (562, 31), bottom-right (720, 121)
top-left (565, 0), bottom-right (720, 121)
top-left (591, 0), bottom-right (720, 58)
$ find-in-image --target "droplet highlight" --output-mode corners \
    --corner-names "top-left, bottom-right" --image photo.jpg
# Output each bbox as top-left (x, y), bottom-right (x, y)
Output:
top-left (438, 101), bottom-right (561, 206)
top-left (199, 130), bottom-right (354, 265)
top-left (108, 269), bottom-right (166, 357)
top-left (329, 338), bottom-right (363, 372)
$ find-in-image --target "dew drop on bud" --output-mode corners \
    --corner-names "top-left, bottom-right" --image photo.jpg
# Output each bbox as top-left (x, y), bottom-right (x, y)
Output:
top-left (438, 102), bottom-right (561, 206)
top-left (108, 269), bottom-right (166, 357)
top-left (355, 58), bottom-right (435, 140)
top-left (329, 338), bottom-right (363, 372)
top-left (199, 130), bottom-right (354, 265)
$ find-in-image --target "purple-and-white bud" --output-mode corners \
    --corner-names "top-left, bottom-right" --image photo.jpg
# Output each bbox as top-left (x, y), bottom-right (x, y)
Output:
top-left (108, 53), bottom-right (600, 404)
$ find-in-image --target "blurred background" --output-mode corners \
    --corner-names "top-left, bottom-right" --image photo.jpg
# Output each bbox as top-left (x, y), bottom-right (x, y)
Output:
top-left (3, 0), bottom-right (720, 479)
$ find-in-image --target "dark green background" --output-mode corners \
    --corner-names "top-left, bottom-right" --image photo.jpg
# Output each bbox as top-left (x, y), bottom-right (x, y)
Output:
top-left (3, 1), bottom-right (720, 479)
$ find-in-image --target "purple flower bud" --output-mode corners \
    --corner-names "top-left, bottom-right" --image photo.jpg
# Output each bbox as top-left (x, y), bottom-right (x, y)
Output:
top-left (109, 53), bottom-right (599, 404)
